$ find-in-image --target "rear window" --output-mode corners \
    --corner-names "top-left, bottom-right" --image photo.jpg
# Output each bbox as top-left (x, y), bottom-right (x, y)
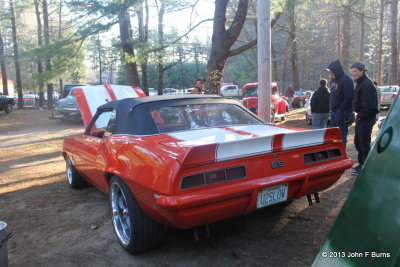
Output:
top-left (150, 104), bottom-right (261, 133)
top-left (380, 86), bottom-right (398, 92)
top-left (244, 87), bottom-right (258, 96)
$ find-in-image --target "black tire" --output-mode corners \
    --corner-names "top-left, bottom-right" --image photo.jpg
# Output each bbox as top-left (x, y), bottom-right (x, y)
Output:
top-left (66, 155), bottom-right (89, 188)
top-left (109, 176), bottom-right (163, 254)
top-left (5, 104), bottom-right (12, 114)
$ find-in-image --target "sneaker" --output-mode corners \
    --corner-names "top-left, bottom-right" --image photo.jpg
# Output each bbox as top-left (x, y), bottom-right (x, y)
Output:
top-left (352, 165), bottom-right (360, 170)
top-left (351, 169), bottom-right (360, 176)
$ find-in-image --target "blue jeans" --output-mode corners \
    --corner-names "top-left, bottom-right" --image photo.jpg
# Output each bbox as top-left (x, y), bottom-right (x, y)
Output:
top-left (354, 117), bottom-right (375, 166)
top-left (331, 109), bottom-right (352, 147)
top-left (312, 113), bottom-right (329, 129)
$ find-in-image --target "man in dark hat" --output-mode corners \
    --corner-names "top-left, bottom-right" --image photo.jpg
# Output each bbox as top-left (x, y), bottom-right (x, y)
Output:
top-left (351, 61), bottom-right (379, 176)
top-left (191, 78), bottom-right (206, 94)
top-left (325, 60), bottom-right (354, 147)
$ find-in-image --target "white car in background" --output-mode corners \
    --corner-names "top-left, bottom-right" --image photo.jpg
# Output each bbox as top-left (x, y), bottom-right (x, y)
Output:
top-left (220, 84), bottom-right (241, 97)
top-left (148, 88), bottom-right (157, 96)
top-left (379, 85), bottom-right (398, 108)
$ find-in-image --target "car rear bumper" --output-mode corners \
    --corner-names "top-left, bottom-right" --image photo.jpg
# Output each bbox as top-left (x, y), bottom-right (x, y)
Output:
top-left (155, 158), bottom-right (352, 228)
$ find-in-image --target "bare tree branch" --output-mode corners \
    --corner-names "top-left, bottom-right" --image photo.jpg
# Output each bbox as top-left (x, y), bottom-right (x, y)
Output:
top-left (227, 12), bottom-right (282, 58)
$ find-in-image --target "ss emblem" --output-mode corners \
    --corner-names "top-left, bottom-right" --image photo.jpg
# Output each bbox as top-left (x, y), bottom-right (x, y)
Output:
top-left (271, 160), bottom-right (284, 169)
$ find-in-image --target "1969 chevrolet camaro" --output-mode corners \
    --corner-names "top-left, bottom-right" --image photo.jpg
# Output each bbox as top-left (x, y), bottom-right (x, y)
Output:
top-left (63, 89), bottom-right (353, 254)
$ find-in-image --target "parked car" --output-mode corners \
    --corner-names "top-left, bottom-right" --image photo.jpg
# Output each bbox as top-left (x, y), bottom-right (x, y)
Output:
top-left (163, 88), bottom-right (177, 95)
top-left (0, 93), bottom-right (14, 114)
top-left (305, 92), bottom-right (355, 126)
top-left (292, 90), bottom-right (309, 108)
top-left (183, 88), bottom-right (193, 94)
top-left (379, 85), bottom-right (398, 108)
top-left (220, 84), bottom-right (241, 97)
top-left (21, 94), bottom-right (38, 108)
top-left (63, 92), bottom-right (352, 254)
top-left (55, 89), bottom-right (81, 120)
top-left (242, 82), bottom-right (288, 121)
top-left (148, 88), bottom-right (157, 96)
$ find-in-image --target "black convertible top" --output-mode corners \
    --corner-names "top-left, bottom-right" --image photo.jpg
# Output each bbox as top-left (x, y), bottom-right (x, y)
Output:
top-left (93, 95), bottom-right (251, 135)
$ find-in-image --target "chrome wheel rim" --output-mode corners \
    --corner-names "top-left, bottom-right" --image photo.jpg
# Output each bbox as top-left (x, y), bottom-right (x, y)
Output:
top-left (110, 183), bottom-right (131, 245)
top-left (66, 159), bottom-right (73, 184)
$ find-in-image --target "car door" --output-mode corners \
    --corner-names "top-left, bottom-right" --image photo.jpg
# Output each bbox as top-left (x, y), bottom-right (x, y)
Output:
top-left (75, 110), bottom-right (113, 184)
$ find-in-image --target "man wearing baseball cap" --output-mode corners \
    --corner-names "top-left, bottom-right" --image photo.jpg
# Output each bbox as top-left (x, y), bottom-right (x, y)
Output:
top-left (350, 61), bottom-right (379, 176)
top-left (325, 60), bottom-right (354, 147)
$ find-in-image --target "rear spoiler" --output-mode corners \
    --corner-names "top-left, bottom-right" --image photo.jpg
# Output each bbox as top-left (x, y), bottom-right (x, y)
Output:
top-left (181, 127), bottom-right (343, 165)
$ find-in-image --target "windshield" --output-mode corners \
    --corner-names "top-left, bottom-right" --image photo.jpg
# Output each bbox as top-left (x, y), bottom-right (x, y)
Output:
top-left (151, 103), bottom-right (262, 134)
top-left (380, 86), bottom-right (398, 93)
top-left (294, 91), bottom-right (304, 96)
top-left (244, 86), bottom-right (258, 96)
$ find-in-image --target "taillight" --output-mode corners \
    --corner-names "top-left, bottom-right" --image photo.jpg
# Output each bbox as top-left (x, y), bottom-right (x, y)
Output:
top-left (391, 93), bottom-right (397, 99)
top-left (304, 149), bottom-right (342, 165)
top-left (181, 166), bottom-right (246, 189)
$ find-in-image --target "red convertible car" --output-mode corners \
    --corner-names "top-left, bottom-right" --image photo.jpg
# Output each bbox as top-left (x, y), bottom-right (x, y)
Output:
top-left (63, 93), bottom-right (353, 254)
top-left (242, 82), bottom-right (289, 121)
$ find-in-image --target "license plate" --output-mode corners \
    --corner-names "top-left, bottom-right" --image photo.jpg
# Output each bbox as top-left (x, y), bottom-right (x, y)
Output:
top-left (257, 183), bottom-right (288, 209)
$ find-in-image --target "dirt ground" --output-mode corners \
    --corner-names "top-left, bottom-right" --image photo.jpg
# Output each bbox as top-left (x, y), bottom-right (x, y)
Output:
top-left (0, 108), bottom-right (386, 267)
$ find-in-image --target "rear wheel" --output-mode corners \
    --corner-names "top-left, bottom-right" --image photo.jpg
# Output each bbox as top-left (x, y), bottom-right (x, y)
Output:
top-left (109, 176), bottom-right (163, 254)
top-left (66, 156), bottom-right (89, 188)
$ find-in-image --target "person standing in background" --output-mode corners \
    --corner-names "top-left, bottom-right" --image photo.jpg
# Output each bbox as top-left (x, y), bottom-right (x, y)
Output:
top-left (374, 80), bottom-right (382, 121)
top-left (285, 84), bottom-right (295, 110)
top-left (351, 61), bottom-right (379, 176)
top-left (325, 60), bottom-right (354, 147)
top-left (310, 79), bottom-right (330, 129)
top-left (191, 78), bottom-right (206, 94)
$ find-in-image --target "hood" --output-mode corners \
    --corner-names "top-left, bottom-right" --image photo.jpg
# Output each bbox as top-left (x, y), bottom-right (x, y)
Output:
top-left (326, 60), bottom-right (344, 80)
top-left (73, 84), bottom-right (145, 127)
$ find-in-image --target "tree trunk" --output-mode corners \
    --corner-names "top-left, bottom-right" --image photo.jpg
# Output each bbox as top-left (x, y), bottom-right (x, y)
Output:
top-left (137, 0), bottom-right (149, 94)
top-left (359, 0), bottom-right (365, 61)
top-left (9, 0), bottom-right (23, 108)
top-left (337, 11), bottom-right (341, 59)
top-left (341, 4), bottom-right (351, 69)
top-left (287, 0), bottom-right (300, 90)
top-left (58, 0), bottom-right (63, 95)
top-left (0, 31), bottom-right (8, 96)
top-left (97, 35), bottom-right (102, 84)
top-left (119, 1), bottom-right (140, 86)
top-left (34, 0), bottom-right (45, 107)
top-left (205, 0), bottom-right (249, 94)
top-left (43, 0), bottom-right (54, 110)
top-left (389, 0), bottom-right (398, 85)
top-left (377, 0), bottom-right (385, 84)
top-left (157, 0), bottom-right (165, 95)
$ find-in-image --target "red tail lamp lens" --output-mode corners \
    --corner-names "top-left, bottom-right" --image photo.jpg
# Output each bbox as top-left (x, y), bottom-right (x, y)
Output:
top-left (181, 166), bottom-right (246, 189)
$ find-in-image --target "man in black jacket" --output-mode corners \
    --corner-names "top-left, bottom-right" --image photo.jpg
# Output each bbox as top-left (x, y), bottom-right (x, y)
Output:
top-left (351, 61), bottom-right (379, 176)
top-left (325, 60), bottom-right (354, 147)
top-left (310, 79), bottom-right (330, 129)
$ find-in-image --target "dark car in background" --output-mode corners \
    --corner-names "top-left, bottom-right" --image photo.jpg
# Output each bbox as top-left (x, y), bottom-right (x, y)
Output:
top-left (0, 93), bottom-right (14, 114)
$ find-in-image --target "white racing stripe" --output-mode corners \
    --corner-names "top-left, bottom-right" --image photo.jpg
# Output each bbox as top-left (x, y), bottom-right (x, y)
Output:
top-left (227, 124), bottom-right (295, 136)
top-left (216, 135), bottom-right (273, 161)
top-left (110, 84), bottom-right (140, 99)
top-left (169, 125), bottom-right (327, 162)
top-left (282, 129), bottom-right (326, 150)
